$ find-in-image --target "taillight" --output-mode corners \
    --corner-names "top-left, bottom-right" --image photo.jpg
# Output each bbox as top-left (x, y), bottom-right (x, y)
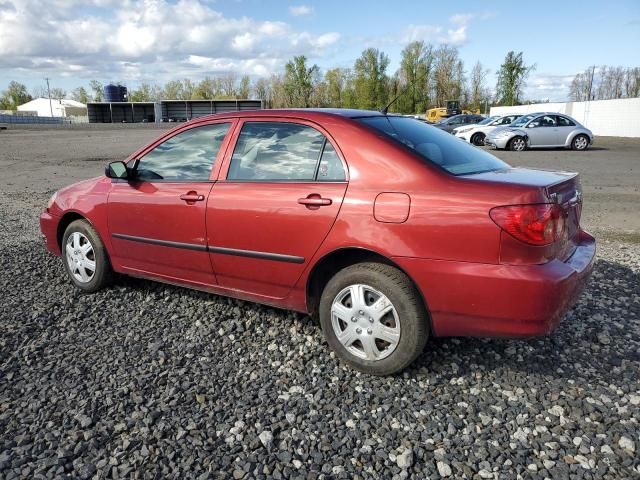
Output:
top-left (490, 204), bottom-right (565, 246)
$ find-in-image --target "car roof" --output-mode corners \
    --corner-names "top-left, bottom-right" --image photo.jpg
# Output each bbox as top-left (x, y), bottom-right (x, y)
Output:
top-left (191, 108), bottom-right (386, 124)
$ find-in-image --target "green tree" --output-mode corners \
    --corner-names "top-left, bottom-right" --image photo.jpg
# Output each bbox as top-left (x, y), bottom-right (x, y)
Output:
top-left (70, 87), bottom-right (89, 104)
top-left (495, 51), bottom-right (535, 106)
top-left (89, 80), bottom-right (103, 102)
top-left (396, 41), bottom-right (434, 114)
top-left (283, 55), bottom-right (319, 107)
top-left (192, 77), bottom-right (220, 99)
top-left (162, 80), bottom-right (184, 100)
top-left (128, 83), bottom-right (161, 102)
top-left (353, 48), bottom-right (390, 110)
top-left (237, 75), bottom-right (251, 99)
top-left (325, 68), bottom-right (354, 107)
top-left (0, 81), bottom-right (32, 110)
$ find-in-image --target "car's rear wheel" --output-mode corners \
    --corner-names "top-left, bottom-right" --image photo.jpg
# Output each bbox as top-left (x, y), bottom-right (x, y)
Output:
top-left (509, 136), bottom-right (527, 151)
top-left (571, 134), bottom-right (590, 151)
top-left (62, 219), bottom-right (113, 293)
top-left (471, 132), bottom-right (485, 146)
top-left (319, 262), bottom-right (428, 375)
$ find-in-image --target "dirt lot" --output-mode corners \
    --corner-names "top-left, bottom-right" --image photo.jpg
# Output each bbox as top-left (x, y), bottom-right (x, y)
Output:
top-left (0, 126), bottom-right (639, 479)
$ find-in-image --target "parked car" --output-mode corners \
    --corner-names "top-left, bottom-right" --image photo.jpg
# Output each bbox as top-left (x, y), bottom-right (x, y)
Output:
top-left (454, 114), bottom-right (522, 146)
top-left (485, 113), bottom-right (593, 151)
top-left (40, 109), bottom-right (595, 375)
top-left (433, 113), bottom-right (486, 133)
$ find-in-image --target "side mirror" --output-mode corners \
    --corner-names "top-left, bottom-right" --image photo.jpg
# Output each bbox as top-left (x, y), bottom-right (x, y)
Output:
top-left (105, 161), bottom-right (129, 179)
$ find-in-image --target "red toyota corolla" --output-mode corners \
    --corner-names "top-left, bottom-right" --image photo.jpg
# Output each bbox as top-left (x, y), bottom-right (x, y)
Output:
top-left (40, 109), bottom-right (595, 375)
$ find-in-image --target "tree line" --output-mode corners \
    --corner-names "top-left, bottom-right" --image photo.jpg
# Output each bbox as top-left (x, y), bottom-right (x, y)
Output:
top-left (2, 43), bottom-right (638, 114)
top-left (569, 66), bottom-right (640, 101)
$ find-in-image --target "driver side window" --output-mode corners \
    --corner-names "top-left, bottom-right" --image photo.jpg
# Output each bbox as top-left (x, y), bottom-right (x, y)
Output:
top-left (135, 123), bottom-right (231, 181)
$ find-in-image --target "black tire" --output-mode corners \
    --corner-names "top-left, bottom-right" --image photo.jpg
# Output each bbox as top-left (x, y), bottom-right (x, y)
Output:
top-left (571, 134), bottom-right (590, 151)
top-left (508, 136), bottom-right (527, 151)
top-left (319, 262), bottom-right (429, 375)
top-left (62, 219), bottom-right (113, 293)
top-left (471, 132), bottom-right (485, 146)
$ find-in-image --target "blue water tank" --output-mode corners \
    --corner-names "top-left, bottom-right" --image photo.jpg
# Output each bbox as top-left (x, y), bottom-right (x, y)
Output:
top-left (103, 84), bottom-right (127, 102)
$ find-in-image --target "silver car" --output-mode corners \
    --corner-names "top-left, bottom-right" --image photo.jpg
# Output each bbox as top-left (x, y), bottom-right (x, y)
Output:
top-left (484, 112), bottom-right (593, 151)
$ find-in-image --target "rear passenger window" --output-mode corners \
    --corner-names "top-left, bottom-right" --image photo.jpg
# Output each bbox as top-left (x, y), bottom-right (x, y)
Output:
top-left (227, 122), bottom-right (345, 181)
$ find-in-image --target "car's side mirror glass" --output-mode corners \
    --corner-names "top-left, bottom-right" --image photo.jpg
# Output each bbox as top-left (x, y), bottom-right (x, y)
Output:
top-left (106, 161), bottom-right (129, 179)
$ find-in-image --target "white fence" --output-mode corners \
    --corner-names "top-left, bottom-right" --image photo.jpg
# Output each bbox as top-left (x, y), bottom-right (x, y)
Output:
top-left (490, 97), bottom-right (640, 138)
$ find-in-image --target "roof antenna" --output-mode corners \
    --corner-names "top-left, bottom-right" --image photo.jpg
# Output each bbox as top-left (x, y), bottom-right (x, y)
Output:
top-left (380, 70), bottom-right (429, 115)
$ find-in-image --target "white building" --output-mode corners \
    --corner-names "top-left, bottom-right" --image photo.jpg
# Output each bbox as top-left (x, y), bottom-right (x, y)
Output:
top-left (17, 98), bottom-right (87, 118)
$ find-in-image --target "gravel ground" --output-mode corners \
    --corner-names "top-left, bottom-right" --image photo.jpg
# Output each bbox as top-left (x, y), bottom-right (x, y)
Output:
top-left (0, 127), bottom-right (639, 479)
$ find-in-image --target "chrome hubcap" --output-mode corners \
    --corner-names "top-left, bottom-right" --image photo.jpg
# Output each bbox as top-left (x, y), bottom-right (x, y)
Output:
top-left (331, 284), bottom-right (401, 361)
top-left (65, 232), bottom-right (96, 283)
top-left (513, 138), bottom-right (525, 151)
top-left (575, 136), bottom-right (587, 149)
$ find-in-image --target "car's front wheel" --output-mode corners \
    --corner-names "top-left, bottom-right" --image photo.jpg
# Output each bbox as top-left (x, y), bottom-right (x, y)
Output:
top-left (319, 262), bottom-right (429, 375)
top-left (62, 219), bottom-right (113, 293)
top-left (471, 132), bottom-right (485, 146)
top-left (509, 136), bottom-right (527, 151)
top-left (571, 134), bottom-right (590, 151)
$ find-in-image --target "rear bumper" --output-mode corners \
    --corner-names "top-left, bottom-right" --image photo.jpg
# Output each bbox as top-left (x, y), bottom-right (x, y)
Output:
top-left (393, 231), bottom-right (596, 337)
top-left (40, 210), bottom-right (61, 255)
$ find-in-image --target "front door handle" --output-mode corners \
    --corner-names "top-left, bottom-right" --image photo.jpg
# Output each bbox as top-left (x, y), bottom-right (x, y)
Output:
top-left (180, 192), bottom-right (205, 204)
top-left (298, 194), bottom-right (332, 209)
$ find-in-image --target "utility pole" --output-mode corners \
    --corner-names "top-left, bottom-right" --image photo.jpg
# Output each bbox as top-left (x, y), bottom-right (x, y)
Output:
top-left (587, 65), bottom-right (596, 101)
top-left (45, 77), bottom-right (53, 117)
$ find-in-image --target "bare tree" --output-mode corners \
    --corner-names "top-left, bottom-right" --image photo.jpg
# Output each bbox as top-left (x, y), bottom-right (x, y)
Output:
top-left (432, 45), bottom-right (464, 107)
top-left (219, 73), bottom-right (238, 98)
top-left (469, 61), bottom-right (489, 111)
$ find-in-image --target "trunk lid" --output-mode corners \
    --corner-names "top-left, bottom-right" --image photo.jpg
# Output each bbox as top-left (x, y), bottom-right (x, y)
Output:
top-left (464, 167), bottom-right (582, 262)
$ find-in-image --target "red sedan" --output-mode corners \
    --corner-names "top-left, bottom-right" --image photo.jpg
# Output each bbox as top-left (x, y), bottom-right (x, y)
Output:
top-left (40, 109), bottom-right (596, 375)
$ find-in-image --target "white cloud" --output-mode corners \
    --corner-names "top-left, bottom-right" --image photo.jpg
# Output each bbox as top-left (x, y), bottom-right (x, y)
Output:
top-left (525, 73), bottom-right (576, 101)
top-left (402, 11), bottom-right (490, 46)
top-left (289, 5), bottom-right (314, 16)
top-left (0, 0), bottom-right (340, 83)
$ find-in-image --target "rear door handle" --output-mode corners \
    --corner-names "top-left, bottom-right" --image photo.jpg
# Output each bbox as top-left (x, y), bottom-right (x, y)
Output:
top-left (298, 195), bottom-right (332, 208)
top-left (180, 192), bottom-right (205, 204)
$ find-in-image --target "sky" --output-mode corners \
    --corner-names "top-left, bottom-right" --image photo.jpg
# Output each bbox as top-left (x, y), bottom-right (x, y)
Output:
top-left (0, 0), bottom-right (639, 101)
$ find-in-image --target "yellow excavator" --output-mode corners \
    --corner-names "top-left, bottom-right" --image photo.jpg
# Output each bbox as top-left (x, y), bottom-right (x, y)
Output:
top-left (426, 100), bottom-right (480, 123)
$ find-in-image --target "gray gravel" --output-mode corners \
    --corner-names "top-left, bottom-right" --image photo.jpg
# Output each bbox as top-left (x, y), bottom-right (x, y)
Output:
top-left (0, 127), bottom-right (639, 478)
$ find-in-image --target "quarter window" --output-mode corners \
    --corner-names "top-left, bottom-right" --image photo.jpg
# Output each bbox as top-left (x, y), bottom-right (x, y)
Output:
top-left (135, 123), bottom-right (231, 181)
top-left (317, 142), bottom-right (346, 181)
top-left (557, 116), bottom-right (576, 127)
top-left (227, 122), bottom-right (344, 181)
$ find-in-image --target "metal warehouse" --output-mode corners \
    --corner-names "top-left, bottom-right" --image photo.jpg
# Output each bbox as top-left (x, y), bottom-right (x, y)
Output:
top-left (87, 99), bottom-right (263, 123)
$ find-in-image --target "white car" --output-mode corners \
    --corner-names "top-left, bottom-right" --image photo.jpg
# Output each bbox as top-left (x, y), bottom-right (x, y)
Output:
top-left (454, 114), bottom-right (522, 146)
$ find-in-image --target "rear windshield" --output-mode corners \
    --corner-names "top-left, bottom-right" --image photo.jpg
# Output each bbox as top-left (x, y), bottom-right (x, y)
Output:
top-left (358, 116), bottom-right (509, 176)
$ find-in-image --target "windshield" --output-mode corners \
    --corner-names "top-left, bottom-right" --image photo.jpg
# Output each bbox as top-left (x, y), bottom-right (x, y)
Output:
top-left (510, 114), bottom-right (535, 127)
top-left (478, 116), bottom-right (497, 125)
top-left (358, 116), bottom-right (509, 176)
